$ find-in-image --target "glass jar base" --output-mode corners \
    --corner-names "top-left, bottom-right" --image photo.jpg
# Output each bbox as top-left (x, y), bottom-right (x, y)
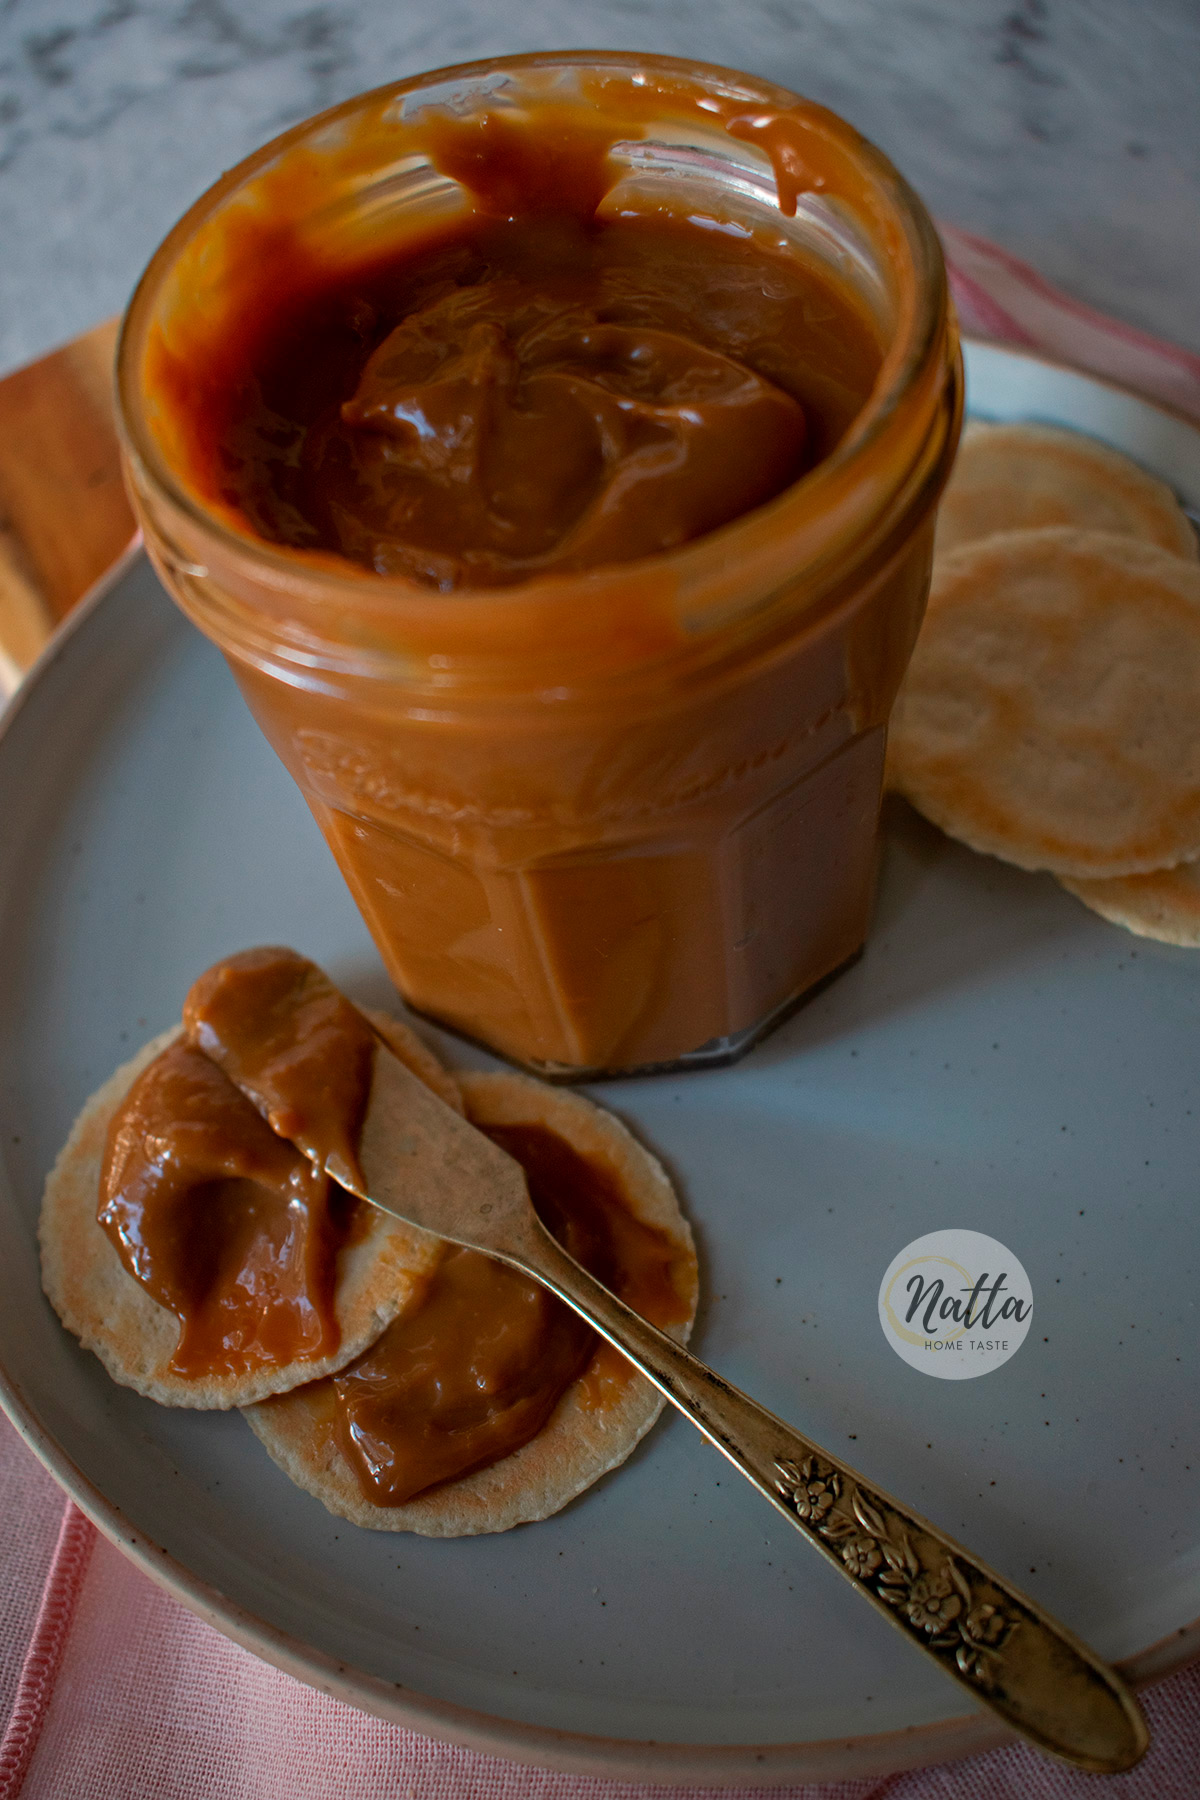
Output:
top-left (408, 947), bottom-right (863, 1085)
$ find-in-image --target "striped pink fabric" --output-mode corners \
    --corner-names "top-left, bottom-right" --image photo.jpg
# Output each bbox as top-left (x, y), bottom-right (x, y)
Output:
top-left (0, 1503), bottom-right (93, 1800)
top-left (4, 233), bottom-right (1200, 1797)
top-left (940, 222), bottom-right (1200, 422)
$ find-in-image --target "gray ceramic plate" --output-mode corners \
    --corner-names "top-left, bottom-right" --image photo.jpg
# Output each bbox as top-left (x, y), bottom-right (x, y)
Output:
top-left (2, 341), bottom-right (1200, 1785)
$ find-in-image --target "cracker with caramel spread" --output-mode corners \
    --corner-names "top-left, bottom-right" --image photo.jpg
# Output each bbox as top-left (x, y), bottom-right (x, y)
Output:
top-left (38, 1012), bottom-right (454, 1409)
top-left (244, 1070), bottom-right (699, 1536)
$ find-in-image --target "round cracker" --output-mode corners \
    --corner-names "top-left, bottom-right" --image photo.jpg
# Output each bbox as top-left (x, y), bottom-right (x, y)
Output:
top-left (889, 528), bottom-right (1200, 878)
top-left (1060, 856), bottom-right (1200, 946)
top-left (243, 1069), bottom-right (699, 1536)
top-left (38, 1010), bottom-right (456, 1409)
top-left (936, 421), bottom-right (1198, 562)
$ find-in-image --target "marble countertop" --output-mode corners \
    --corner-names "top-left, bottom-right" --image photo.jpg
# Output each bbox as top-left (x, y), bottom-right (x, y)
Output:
top-left (1, 0), bottom-right (1197, 375)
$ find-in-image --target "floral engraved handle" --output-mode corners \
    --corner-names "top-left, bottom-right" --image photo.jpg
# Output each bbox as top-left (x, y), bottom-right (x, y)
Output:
top-left (774, 1455), bottom-right (1018, 1691)
top-left (506, 1225), bottom-right (1149, 1775)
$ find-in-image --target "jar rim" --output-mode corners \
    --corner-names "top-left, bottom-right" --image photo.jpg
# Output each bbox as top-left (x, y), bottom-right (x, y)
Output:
top-left (116, 49), bottom-right (952, 672)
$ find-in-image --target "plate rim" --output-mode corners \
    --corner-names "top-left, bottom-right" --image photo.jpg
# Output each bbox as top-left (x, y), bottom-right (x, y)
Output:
top-left (2, 341), bottom-right (1199, 1784)
top-left (961, 335), bottom-right (1200, 437)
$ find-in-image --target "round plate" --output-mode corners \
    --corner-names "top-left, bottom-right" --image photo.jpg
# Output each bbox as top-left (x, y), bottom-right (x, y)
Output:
top-left (2, 341), bottom-right (1199, 1785)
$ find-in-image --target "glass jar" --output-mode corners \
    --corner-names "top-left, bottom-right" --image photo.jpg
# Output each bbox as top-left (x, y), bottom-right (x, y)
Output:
top-left (117, 52), bottom-right (961, 1078)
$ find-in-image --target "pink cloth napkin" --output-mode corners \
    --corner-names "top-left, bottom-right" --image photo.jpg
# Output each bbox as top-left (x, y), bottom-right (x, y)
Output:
top-left (939, 222), bottom-right (1200, 422)
top-left (5, 231), bottom-right (1200, 1800)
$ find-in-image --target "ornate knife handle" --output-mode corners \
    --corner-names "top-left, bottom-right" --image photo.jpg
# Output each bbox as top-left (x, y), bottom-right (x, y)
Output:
top-left (514, 1218), bottom-right (1147, 1775)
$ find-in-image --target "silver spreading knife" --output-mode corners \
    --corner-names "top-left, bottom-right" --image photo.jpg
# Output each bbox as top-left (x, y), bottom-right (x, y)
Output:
top-left (326, 1042), bottom-right (1148, 1775)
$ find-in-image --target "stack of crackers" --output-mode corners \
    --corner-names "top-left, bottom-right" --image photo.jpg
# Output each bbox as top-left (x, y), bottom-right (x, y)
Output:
top-left (41, 1007), bottom-right (698, 1537)
top-left (889, 422), bottom-right (1200, 944)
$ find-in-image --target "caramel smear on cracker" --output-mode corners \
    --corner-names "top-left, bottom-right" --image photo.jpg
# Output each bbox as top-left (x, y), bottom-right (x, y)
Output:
top-left (889, 528), bottom-right (1200, 878)
top-left (39, 1011), bottom-right (456, 1410)
top-left (936, 422), bottom-right (1198, 563)
top-left (244, 1069), bottom-right (698, 1536)
top-left (1061, 857), bottom-right (1200, 946)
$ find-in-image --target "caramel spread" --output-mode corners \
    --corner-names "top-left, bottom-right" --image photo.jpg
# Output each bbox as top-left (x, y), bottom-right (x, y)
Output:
top-left (184, 945), bottom-right (376, 1190)
top-left (98, 1038), bottom-right (356, 1378)
top-left (101, 947), bottom-right (688, 1501)
top-left (171, 114), bottom-right (878, 590)
top-left (214, 216), bottom-right (835, 588)
top-left (333, 1118), bottom-right (691, 1506)
top-left (100, 949), bottom-right (375, 1379)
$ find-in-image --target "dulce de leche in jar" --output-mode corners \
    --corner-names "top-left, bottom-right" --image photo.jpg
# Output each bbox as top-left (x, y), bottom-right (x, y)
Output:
top-left (117, 54), bottom-right (961, 1077)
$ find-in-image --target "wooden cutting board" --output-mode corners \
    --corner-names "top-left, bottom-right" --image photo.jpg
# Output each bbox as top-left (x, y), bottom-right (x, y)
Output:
top-left (0, 319), bottom-right (137, 689)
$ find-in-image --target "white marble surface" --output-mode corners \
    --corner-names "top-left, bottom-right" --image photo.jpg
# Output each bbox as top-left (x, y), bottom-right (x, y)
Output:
top-left (1, 0), bottom-right (1197, 375)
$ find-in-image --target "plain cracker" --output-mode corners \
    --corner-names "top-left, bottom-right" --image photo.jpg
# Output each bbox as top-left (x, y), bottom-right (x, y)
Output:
top-left (936, 421), bottom-right (1198, 562)
top-left (889, 528), bottom-right (1200, 878)
top-left (38, 1010), bottom-right (456, 1409)
top-left (243, 1069), bottom-right (699, 1536)
top-left (1060, 857), bottom-right (1200, 946)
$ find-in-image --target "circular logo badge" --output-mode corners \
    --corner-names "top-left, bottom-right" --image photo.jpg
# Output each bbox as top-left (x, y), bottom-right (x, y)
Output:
top-left (878, 1229), bottom-right (1033, 1379)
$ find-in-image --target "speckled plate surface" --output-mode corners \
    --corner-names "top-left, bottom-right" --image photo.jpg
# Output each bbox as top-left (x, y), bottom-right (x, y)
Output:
top-left (1, 342), bottom-right (1199, 1784)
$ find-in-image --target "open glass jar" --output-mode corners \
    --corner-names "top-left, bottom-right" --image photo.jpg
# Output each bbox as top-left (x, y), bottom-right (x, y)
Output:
top-left (117, 52), bottom-right (961, 1078)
